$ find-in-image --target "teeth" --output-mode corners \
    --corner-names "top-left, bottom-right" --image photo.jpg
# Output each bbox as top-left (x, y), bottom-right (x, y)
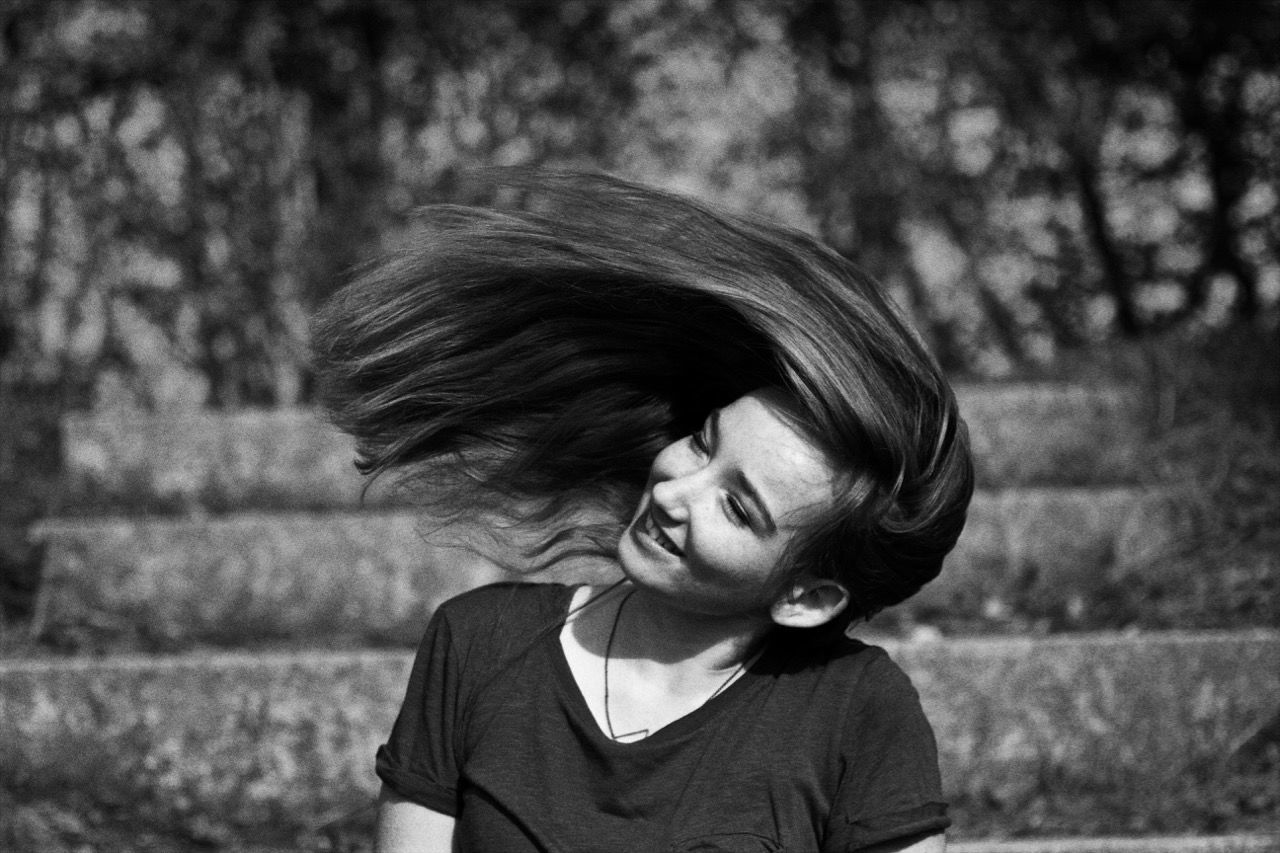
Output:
top-left (644, 510), bottom-right (680, 555)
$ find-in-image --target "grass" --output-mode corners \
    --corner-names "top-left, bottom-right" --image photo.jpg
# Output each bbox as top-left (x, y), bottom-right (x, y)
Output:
top-left (1096, 327), bottom-right (1280, 633)
top-left (0, 324), bottom-right (1277, 849)
top-left (5, 762), bottom-right (1275, 851)
top-left (5, 327), bottom-right (1276, 642)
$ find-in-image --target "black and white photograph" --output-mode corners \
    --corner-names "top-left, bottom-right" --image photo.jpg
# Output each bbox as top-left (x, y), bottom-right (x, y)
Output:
top-left (1, 2), bottom-right (1277, 851)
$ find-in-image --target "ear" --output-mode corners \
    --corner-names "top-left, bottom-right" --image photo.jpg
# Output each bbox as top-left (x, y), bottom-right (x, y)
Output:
top-left (769, 577), bottom-right (849, 629)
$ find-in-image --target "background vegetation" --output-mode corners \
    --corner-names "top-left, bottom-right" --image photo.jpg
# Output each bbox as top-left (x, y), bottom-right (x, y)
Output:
top-left (2, 0), bottom-right (1277, 407)
top-left (2, 0), bottom-right (1278, 630)
top-left (0, 1), bottom-right (1277, 846)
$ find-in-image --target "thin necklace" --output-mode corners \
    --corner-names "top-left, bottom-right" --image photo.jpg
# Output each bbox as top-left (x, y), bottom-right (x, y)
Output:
top-left (602, 590), bottom-right (754, 742)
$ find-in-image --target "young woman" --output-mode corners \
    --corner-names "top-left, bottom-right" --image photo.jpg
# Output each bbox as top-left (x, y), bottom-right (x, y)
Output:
top-left (312, 172), bottom-right (973, 852)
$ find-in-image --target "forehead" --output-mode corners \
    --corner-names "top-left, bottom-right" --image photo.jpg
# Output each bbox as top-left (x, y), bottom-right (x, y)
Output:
top-left (718, 391), bottom-right (836, 523)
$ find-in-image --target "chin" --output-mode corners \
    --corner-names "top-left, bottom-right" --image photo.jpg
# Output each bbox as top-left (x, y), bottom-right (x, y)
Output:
top-left (616, 522), bottom-right (677, 591)
top-left (616, 523), bottom-right (653, 575)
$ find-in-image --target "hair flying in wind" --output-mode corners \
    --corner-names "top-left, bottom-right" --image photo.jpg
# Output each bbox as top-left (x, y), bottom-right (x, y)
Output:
top-left (312, 170), bottom-right (973, 625)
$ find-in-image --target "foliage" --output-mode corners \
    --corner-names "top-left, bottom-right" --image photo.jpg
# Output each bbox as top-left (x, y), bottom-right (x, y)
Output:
top-left (1094, 325), bottom-right (1280, 631)
top-left (1, 0), bottom-right (1277, 639)
top-left (1, 6), bottom-right (1275, 844)
top-left (1, 0), bottom-right (1276, 410)
top-left (782, 0), bottom-right (1280, 367)
top-left (0, 0), bottom-right (639, 407)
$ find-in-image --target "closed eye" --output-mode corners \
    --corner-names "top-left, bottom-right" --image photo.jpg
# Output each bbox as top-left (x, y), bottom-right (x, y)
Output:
top-left (691, 413), bottom-right (757, 530)
top-left (690, 418), bottom-right (712, 455)
top-left (724, 494), bottom-right (751, 527)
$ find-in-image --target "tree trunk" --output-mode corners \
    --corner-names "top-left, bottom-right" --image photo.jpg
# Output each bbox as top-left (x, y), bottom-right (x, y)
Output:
top-left (1071, 148), bottom-right (1142, 337)
top-left (787, 0), bottom-right (965, 367)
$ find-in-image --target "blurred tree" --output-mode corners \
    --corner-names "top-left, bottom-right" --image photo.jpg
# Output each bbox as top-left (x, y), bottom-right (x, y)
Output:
top-left (951, 0), bottom-right (1280, 338)
top-left (0, 0), bottom-right (1276, 409)
top-left (774, 0), bottom-right (1279, 359)
top-left (784, 0), bottom-right (967, 368)
top-left (0, 0), bottom-right (639, 408)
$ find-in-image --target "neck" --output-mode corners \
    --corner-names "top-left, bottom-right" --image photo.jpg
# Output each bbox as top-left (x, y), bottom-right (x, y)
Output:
top-left (616, 586), bottom-right (772, 673)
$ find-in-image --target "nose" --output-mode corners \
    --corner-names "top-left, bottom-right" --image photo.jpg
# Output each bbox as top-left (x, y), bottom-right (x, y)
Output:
top-left (649, 477), bottom-right (686, 524)
top-left (649, 455), bottom-right (702, 524)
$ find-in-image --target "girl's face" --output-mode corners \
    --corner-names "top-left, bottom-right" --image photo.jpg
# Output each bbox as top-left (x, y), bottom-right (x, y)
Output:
top-left (617, 389), bottom-right (838, 618)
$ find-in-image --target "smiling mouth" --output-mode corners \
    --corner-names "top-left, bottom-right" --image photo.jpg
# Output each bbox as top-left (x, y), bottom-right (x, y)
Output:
top-left (640, 507), bottom-right (683, 557)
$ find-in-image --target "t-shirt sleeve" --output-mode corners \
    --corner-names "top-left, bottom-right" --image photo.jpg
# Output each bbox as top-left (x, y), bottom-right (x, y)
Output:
top-left (823, 650), bottom-right (950, 851)
top-left (375, 607), bottom-right (465, 816)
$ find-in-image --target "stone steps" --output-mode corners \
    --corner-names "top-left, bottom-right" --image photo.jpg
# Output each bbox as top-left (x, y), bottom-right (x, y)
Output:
top-left (948, 837), bottom-right (1278, 853)
top-left (30, 487), bottom-right (1182, 647)
top-left (15, 381), bottom-right (1274, 847)
top-left (56, 384), bottom-right (1148, 513)
top-left (2, 631), bottom-right (1274, 842)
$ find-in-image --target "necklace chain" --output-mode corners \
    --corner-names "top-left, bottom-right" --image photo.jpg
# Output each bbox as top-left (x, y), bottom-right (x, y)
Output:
top-left (602, 589), bottom-right (750, 742)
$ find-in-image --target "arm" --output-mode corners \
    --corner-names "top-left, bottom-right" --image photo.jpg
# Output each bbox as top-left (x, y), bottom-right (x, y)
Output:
top-left (862, 832), bottom-right (945, 853)
top-left (375, 602), bottom-right (466, 853)
top-left (374, 785), bottom-right (456, 853)
top-left (825, 653), bottom-right (952, 853)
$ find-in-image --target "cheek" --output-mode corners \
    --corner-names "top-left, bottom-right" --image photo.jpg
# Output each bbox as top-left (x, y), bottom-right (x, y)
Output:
top-left (687, 521), bottom-right (788, 585)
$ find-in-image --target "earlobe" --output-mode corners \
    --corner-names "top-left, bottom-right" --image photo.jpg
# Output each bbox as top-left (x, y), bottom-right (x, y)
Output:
top-left (770, 579), bottom-right (849, 629)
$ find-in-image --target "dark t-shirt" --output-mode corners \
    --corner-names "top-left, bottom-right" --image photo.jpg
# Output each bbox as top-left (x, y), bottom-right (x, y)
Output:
top-left (377, 583), bottom-right (949, 852)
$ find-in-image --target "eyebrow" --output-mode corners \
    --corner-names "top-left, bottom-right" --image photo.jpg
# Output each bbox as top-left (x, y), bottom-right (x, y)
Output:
top-left (711, 409), bottom-right (778, 535)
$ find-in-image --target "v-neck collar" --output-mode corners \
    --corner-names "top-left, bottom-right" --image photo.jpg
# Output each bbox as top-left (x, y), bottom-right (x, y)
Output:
top-left (547, 585), bottom-right (774, 751)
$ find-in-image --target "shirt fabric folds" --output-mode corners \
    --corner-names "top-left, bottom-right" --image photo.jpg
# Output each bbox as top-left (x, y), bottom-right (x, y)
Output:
top-left (377, 582), bottom-right (949, 852)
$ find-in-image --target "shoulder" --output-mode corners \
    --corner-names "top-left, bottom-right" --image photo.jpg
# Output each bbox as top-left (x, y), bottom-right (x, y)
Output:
top-left (837, 639), bottom-right (923, 711)
top-left (769, 634), bottom-right (923, 716)
top-left (841, 639), bottom-right (917, 694)
top-left (435, 581), bottom-right (574, 629)
top-left (774, 633), bottom-right (905, 680)
top-left (814, 641), bottom-right (940, 767)
top-left (427, 582), bottom-right (575, 660)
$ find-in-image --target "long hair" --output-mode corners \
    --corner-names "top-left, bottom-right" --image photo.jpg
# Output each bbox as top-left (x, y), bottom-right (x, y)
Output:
top-left (311, 170), bottom-right (973, 626)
